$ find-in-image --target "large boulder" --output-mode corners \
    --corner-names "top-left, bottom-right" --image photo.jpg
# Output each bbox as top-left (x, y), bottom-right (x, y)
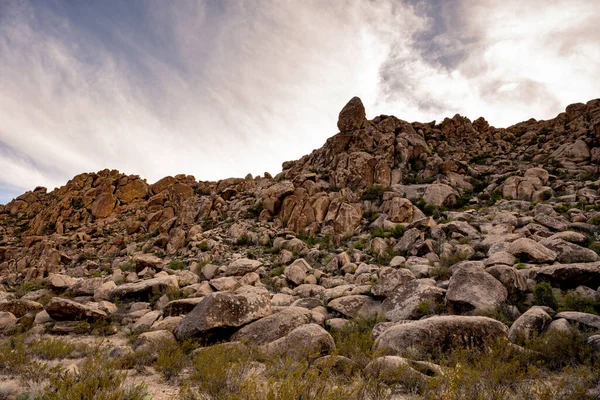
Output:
top-left (0, 311), bottom-right (17, 335)
top-left (109, 275), bottom-right (178, 301)
top-left (327, 295), bottom-right (382, 319)
top-left (422, 184), bottom-right (458, 208)
top-left (485, 265), bottom-right (528, 301)
top-left (364, 356), bottom-right (442, 387)
top-left (220, 258), bottom-right (263, 276)
top-left (508, 238), bottom-right (557, 264)
top-left (375, 316), bottom-right (509, 355)
top-left (45, 298), bottom-right (107, 321)
top-left (90, 193), bottom-right (116, 219)
top-left (230, 307), bottom-right (312, 344)
top-left (538, 238), bottom-right (598, 264)
top-left (337, 97), bottom-right (366, 132)
top-left (554, 311), bottom-right (600, 330)
top-left (0, 299), bottom-right (43, 318)
top-left (382, 279), bottom-right (446, 321)
top-left (528, 262), bottom-right (600, 289)
top-left (115, 179), bottom-right (148, 203)
top-left (262, 323), bottom-right (335, 360)
top-left (371, 267), bottom-right (416, 297)
top-left (174, 286), bottom-right (271, 340)
top-left (508, 307), bottom-right (552, 343)
top-left (446, 263), bottom-right (508, 314)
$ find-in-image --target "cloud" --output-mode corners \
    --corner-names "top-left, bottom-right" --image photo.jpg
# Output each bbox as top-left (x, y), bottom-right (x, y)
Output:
top-left (0, 0), bottom-right (598, 204)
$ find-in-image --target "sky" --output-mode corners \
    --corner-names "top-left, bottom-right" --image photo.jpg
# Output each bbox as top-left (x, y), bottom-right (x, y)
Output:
top-left (0, 0), bottom-right (599, 204)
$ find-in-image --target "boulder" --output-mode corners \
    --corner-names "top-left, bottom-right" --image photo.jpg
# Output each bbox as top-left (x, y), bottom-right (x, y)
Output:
top-left (327, 295), bottom-right (382, 319)
top-left (508, 307), bottom-right (552, 343)
top-left (382, 279), bottom-right (446, 321)
top-left (45, 274), bottom-right (77, 291)
top-left (230, 307), bottom-right (312, 344)
top-left (486, 265), bottom-right (528, 301)
top-left (262, 323), bottom-right (335, 360)
top-left (375, 316), bottom-right (509, 355)
top-left (446, 263), bottom-right (508, 313)
top-left (538, 238), bottom-right (598, 264)
top-left (109, 275), bottom-right (178, 301)
top-left (508, 238), bottom-right (557, 264)
top-left (174, 286), bottom-right (271, 340)
top-left (162, 298), bottom-right (205, 316)
top-left (284, 259), bottom-right (311, 286)
top-left (0, 299), bottom-right (43, 318)
top-left (0, 311), bottom-right (17, 335)
top-left (337, 97), bottom-right (366, 132)
top-left (45, 298), bottom-right (107, 321)
top-left (528, 262), bottom-right (600, 289)
top-left (422, 184), bottom-right (458, 208)
top-left (221, 258), bottom-right (263, 276)
top-left (115, 179), bottom-right (148, 203)
top-left (371, 267), bottom-right (416, 297)
top-left (90, 193), bottom-right (116, 219)
top-left (554, 311), bottom-right (600, 330)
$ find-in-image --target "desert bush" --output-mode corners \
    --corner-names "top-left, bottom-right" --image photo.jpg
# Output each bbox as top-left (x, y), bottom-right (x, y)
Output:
top-left (153, 340), bottom-right (187, 382)
top-left (330, 315), bottom-right (385, 369)
top-left (533, 282), bottom-right (558, 309)
top-left (30, 338), bottom-right (76, 360)
top-left (168, 259), bottom-right (185, 270)
top-left (38, 353), bottom-right (148, 400)
top-left (559, 292), bottom-right (598, 314)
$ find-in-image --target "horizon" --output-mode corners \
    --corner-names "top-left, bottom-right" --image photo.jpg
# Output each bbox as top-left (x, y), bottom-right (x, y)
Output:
top-left (1, 0), bottom-right (599, 205)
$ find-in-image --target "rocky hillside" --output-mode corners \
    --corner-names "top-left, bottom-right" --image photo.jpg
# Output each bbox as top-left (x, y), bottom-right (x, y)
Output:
top-left (0, 97), bottom-right (600, 399)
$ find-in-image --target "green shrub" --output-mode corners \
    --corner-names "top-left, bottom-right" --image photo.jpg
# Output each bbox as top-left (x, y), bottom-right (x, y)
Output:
top-left (31, 338), bottom-right (76, 360)
top-left (168, 259), bottom-right (185, 270)
top-left (268, 266), bottom-right (285, 277)
top-left (198, 240), bottom-right (210, 252)
top-left (330, 315), bottom-right (385, 369)
top-left (245, 203), bottom-right (263, 219)
top-left (533, 282), bottom-right (558, 309)
top-left (469, 154), bottom-right (491, 165)
top-left (430, 265), bottom-right (452, 281)
top-left (118, 261), bottom-right (136, 273)
top-left (236, 234), bottom-right (251, 246)
top-left (38, 353), bottom-right (148, 400)
top-left (559, 292), bottom-right (598, 314)
top-left (360, 186), bottom-right (386, 203)
top-left (153, 341), bottom-right (187, 382)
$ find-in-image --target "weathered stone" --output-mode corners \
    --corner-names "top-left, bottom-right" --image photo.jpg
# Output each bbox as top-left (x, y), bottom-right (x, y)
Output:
top-left (0, 299), bottom-right (43, 318)
top-left (486, 265), bottom-right (528, 300)
top-left (375, 316), bottom-right (509, 355)
top-left (508, 307), bottom-right (552, 343)
top-left (90, 193), bottom-right (116, 219)
top-left (221, 258), bottom-right (263, 276)
top-left (528, 262), bottom-right (600, 289)
top-left (230, 307), bottom-right (312, 344)
top-left (0, 311), bottom-right (17, 335)
top-left (337, 97), bottom-right (365, 132)
top-left (116, 179), bottom-right (148, 203)
top-left (327, 295), bottom-right (382, 319)
top-left (382, 279), bottom-right (446, 321)
top-left (554, 311), bottom-right (600, 330)
top-left (446, 263), bottom-right (508, 313)
top-left (45, 298), bottom-right (107, 321)
top-left (262, 323), bottom-right (335, 360)
top-left (364, 356), bottom-right (442, 386)
top-left (162, 298), bottom-right (205, 316)
top-left (109, 275), bottom-right (178, 301)
top-left (174, 286), bottom-right (271, 340)
top-left (45, 274), bottom-right (77, 291)
top-left (508, 238), bottom-right (557, 264)
top-left (371, 267), bottom-right (416, 297)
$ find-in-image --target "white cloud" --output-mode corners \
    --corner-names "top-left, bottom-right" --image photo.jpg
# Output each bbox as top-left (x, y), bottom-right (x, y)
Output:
top-left (0, 0), bottom-right (598, 204)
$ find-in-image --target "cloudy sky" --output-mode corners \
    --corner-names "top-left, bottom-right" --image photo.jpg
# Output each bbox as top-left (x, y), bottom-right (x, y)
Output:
top-left (1, 0), bottom-right (599, 204)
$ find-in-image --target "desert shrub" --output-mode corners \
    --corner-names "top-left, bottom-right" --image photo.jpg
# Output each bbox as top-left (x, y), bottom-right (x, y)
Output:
top-left (12, 281), bottom-right (45, 298)
top-left (361, 186), bottom-right (386, 203)
top-left (370, 225), bottom-right (404, 240)
top-left (30, 338), bottom-right (76, 360)
top-left (469, 154), bottom-right (491, 165)
top-left (589, 242), bottom-right (600, 256)
top-left (440, 252), bottom-right (469, 268)
top-left (526, 329), bottom-right (595, 370)
top-left (181, 344), bottom-right (254, 399)
top-left (533, 282), bottom-right (558, 309)
top-left (330, 315), bottom-right (385, 369)
top-left (153, 340), bottom-right (187, 382)
top-left (245, 203), bottom-right (263, 219)
top-left (198, 240), bottom-right (210, 252)
top-left (236, 234), bottom-right (251, 246)
top-left (168, 259), bottom-right (185, 270)
top-left (559, 292), bottom-right (598, 315)
top-left (38, 353), bottom-right (148, 400)
top-left (430, 265), bottom-right (452, 281)
top-left (0, 336), bottom-right (30, 375)
top-left (118, 261), bottom-right (136, 273)
top-left (268, 266), bottom-right (285, 277)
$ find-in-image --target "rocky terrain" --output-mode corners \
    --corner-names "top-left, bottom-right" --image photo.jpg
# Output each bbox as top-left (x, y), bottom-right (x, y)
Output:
top-left (1, 97), bottom-right (600, 399)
